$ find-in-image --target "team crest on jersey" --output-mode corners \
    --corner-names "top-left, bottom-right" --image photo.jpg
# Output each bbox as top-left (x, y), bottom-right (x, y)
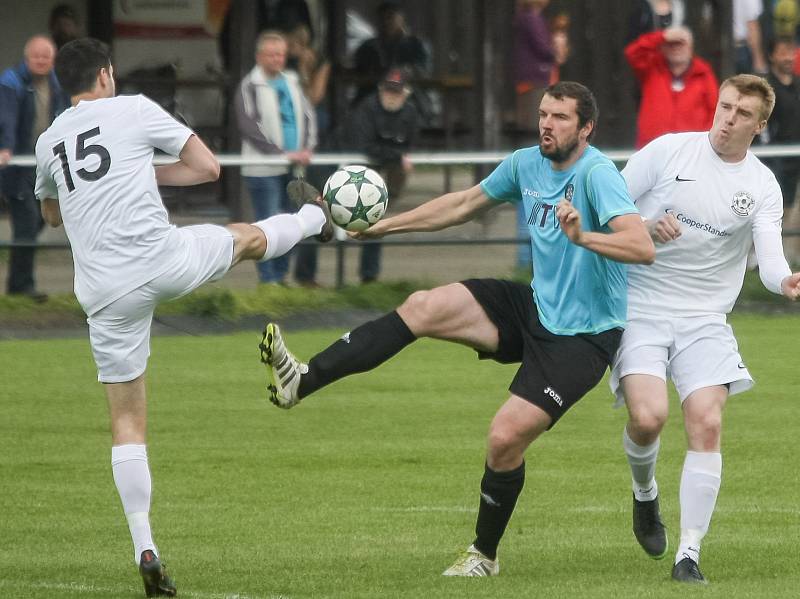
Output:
top-left (731, 191), bottom-right (754, 217)
top-left (564, 183), bottom-right (574, 202)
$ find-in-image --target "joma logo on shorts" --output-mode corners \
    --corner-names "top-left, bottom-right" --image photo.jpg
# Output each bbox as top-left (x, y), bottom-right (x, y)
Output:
top-left (543, 386), bottom-right (562, 406)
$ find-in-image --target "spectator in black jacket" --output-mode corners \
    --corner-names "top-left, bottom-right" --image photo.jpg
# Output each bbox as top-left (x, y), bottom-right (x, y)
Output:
top-left (0, 35), bottom-right (68, 300)
top-left (352, 2), bottom-right (430, 117)
top-left (295, 68), bottom-right (420, 285)
top-left (765, 36), bottom-right (800, 264)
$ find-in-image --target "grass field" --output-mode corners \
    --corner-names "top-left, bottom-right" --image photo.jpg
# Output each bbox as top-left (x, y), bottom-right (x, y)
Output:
top-left (1, 313), bottom-right (798, 598)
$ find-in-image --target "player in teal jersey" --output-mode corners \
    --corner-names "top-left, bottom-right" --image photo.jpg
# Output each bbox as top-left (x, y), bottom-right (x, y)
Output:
top-left (260, 81), bottom-right (655, 577)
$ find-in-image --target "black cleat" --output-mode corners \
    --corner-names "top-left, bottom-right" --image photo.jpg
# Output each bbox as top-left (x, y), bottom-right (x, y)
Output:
top-left (672, 557), bottom-right (708, 585)
top-left (287, 179), bottom-right (334, 242)
top-left (632, 493), bottom-right (668, 559)
top-left (139, 550), bottom-right (177, 597)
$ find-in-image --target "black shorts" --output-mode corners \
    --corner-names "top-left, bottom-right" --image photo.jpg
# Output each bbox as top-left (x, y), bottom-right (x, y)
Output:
top-left (461, 278), bottom-right (622, 427)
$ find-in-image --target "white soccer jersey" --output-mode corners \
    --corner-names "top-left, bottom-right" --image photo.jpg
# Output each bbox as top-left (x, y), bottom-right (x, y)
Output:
top-left (622, 131), bottom-right (785, 317)
top-left (35, 94), bottom-right (193, 315)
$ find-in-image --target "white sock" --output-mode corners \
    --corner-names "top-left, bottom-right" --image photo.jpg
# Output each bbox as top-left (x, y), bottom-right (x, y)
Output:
top-left (676, 450), bottom-right (722, 565)
top-left (295, 203), bottom-right (326, 237)
top-left (111, 444), bottom-right (157, 564)
top-left (254, 205), bottom-right (325, 262)
top-left (623, 427), bottom-right (660, 501)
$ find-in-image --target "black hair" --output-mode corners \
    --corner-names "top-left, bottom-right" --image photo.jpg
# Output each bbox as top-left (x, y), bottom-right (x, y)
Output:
top-left (767, 35), bottom-right (796, 57)
top-left (49, 3), bottom-right (77, 28)
top-left (55, 37), bottom-right (111, 97)
top-left (543, 81), bottom-right (600, 141)
top-left (378, 1), bottom-right (403, 18)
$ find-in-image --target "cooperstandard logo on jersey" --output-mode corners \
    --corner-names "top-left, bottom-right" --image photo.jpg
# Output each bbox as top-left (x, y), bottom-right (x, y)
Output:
top-left (664, 209), bottom-right (730, 238)
top-left (731, 191), bottom-right (755, 217)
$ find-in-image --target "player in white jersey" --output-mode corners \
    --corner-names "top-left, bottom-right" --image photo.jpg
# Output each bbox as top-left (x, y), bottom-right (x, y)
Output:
top-left (611, 74), bottom-right (800, 584)
top-left (34, 38), bottom-right (333, 597)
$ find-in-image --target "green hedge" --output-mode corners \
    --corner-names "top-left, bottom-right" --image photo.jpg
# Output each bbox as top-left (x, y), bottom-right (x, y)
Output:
top-left (0, 273), bottom-right (794, 324)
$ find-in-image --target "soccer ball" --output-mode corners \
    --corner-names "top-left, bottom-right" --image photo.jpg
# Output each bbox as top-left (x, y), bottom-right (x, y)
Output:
top-left (322, 165), bottom-right (388, 232)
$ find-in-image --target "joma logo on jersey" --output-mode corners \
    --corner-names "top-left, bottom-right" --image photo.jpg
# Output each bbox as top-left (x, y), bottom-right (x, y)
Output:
top-left (522, 188), bottom-right (540, 198)
top-left (543, 386), bottom-right (563, 406)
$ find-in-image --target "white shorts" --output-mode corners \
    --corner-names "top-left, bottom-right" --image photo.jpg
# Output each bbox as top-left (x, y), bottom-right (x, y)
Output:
top-left (609, 314), bottom-right (754, 405)
top-left (87, 224), bottom-right (234, 383)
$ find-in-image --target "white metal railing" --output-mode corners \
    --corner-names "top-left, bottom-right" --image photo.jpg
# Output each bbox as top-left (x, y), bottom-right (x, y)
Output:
top-left (3, 148), bottom-right (800, 287)
top-left (7, 144), bottom-right (800, 167)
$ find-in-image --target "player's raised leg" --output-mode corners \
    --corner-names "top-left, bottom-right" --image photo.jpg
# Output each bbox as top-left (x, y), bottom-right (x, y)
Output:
top-left (228, 180), bottom-right (333, 267)
top-left (671, 385), bottom-right (726, 585)
top-left (621, 374), bottom-right (669, 560)
top-left (260, 281), bottom-right (499, 408)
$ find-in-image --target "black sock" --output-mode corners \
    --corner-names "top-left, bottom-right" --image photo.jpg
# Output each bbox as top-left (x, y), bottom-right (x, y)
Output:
top-left (298, 310), bottom-right (416, 398)
top-left (473, 462), bottom-right (526, 561)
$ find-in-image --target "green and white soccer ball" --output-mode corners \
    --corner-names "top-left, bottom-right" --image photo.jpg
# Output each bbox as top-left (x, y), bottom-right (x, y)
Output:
top-left (322, 165), bottom-right (389, 232)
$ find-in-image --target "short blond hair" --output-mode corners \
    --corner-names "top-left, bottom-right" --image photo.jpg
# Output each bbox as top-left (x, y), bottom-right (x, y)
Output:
top-left (720, 74), bottom-right (776, 121)
top-left (255, 30), bottom-right (286, 52)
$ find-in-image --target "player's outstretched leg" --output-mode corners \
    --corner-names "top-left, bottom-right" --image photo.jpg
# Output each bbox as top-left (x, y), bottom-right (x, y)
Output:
top-left (259, 310), bottom-right (416, 408)
top-left (139, 549), bottom-right (177, 597)
top-left (259, 322), bottom-right (307, 408)
top-left (286, 179), bottom-right (334, 242)
top-left (246, 181), bottom-right (332, 267)
top-left (442, 544), bottom-right (499, 577)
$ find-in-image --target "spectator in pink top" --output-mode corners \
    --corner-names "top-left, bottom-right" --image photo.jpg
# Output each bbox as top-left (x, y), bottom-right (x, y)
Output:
top-left (512, 0), bottom-right (554, 133)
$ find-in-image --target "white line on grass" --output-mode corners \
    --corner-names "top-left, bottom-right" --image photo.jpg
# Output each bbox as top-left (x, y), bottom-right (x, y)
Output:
top-left (567, 505), bottom-right (800, 515)
top-left (371, 506), bottom-right (476, 513)
top-left (372, 505), bottom-right (799, 515)
top-left (0, 579), bottom-right (288, 599)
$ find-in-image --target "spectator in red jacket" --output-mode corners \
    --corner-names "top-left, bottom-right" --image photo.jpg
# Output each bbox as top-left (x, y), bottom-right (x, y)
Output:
top-left (626, 27), bottom-right (718, 148)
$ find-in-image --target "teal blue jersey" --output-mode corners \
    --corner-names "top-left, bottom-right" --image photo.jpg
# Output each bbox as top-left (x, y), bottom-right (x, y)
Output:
top-left (481, 145), bottom-right (638, 335)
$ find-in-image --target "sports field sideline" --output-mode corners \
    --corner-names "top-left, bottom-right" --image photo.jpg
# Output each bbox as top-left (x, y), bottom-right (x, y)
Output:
top-left (1, 312), bottom-right (798, 598)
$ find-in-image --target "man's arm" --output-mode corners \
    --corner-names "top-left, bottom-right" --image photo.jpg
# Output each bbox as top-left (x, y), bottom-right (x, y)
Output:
top-left (41, 197), bottom-right (62, 227)
top-left (0, 84), bottom-right (18, 154)
top-left (354, 184), bottom-right (495, 239)
top-left (752, 220), bottom-right (798, 299)
top-left (746, 19), bottom-right (767, 74)
top-left (624, 30), bottom-right (665, 80)
top-left (753, 181), bottom-right (797, 298)
top-left (556, 202), bottom-right (655, 264)
top-left (155, 135), bottom-right (220, 186)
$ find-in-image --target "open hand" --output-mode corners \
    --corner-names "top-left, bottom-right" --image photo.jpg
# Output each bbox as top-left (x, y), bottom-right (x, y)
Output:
top-left (349, 222), bottom-right (387, 240)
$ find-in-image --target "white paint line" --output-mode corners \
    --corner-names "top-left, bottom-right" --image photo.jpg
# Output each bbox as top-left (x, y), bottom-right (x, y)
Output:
top-left (0, 579), bottom-right (288, 599)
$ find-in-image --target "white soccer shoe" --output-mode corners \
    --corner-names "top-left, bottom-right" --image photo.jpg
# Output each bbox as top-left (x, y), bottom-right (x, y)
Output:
top-left (442, 545), bottom-right (499, 577)
top-left (259, 323), bottom-right (307, 409)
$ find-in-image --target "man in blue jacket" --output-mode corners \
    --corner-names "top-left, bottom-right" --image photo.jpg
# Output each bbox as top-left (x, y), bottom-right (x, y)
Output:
top-left (0, 35), bottom-right (68, 300)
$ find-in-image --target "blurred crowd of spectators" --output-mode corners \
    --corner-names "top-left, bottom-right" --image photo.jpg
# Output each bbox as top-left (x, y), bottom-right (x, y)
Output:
top-left (4, 1), bottom-right (800, 295)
